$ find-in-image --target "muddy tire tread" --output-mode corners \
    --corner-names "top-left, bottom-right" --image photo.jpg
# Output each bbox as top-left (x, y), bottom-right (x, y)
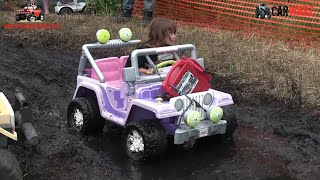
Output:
top-left (123, 120), bottom-right (167, 162)
top-left (67, 97), bottom-right (105, 134)
top-left (0, 149), bottom-right (23, 180)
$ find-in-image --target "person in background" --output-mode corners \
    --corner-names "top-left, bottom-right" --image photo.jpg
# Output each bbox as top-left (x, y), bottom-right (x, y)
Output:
top-left (31, 0), bottom-right (49, 14)
top-left (125, 17), bottom-right (177, 75)
top-left (120, 0), bottom-right (155, 24)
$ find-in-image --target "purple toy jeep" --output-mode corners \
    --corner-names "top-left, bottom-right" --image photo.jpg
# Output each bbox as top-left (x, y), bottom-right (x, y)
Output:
top-left (67, 39), bottom-right (234, 162)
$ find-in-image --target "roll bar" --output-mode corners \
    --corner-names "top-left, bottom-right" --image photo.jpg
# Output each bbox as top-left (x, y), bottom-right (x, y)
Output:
top-left (130, 44), bottom-right (197, 79)
top-left (79, 39), bottom-right (141, 83)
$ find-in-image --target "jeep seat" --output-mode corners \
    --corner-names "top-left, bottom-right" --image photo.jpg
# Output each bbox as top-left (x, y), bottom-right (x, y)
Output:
top-left (119, 55), bottom-right (129, 66)
top-left (91, 57), bottom-right (125, 88)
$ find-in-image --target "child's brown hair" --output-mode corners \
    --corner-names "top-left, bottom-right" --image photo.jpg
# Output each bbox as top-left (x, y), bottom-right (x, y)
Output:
top-left (142, 17), bottom-right (177, 47)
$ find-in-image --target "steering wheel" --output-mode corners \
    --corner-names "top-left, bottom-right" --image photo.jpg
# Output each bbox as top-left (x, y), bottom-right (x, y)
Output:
top-left (151, 60), bottom-right (176, 74)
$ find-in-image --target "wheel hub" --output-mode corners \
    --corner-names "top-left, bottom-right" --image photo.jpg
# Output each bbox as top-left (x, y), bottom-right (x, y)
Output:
top-left (127, 130), bottom-right (144, 153)
top-left (73, 108), bottom-right (83, 128)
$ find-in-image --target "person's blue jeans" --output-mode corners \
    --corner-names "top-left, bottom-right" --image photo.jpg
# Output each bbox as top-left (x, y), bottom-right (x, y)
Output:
top-left (122, 0), bottom-right (154, 12)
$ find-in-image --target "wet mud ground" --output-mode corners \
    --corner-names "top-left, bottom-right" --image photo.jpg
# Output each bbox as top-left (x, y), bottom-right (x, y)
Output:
top-left (0, 37), bottom-right (319, 180)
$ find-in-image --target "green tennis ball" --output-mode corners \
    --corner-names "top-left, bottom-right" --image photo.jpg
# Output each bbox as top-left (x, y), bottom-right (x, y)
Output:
top-left (119, 28), bottom-right (132, 42)
top-left (96, 29), bottom-right (110, 44)
top-left (186, 111), bottom-right (201, 128)
top-left (209, 106), bottom-right (224, 123)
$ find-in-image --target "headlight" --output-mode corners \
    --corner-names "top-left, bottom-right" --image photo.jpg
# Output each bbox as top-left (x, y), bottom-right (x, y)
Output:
top-left (174, 99), bottom-right (184, 111)
top-left (206, 106), bottom-right (223, 123)
top-left (203, 93), bottom-right (213, 106)
top-left (183, 110), bottom-right (201, 128)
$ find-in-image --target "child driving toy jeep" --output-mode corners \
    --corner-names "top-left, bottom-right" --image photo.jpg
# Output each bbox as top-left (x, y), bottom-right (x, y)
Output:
top-left (67, 26), bottom-right (234, 162)
top-left (125, 17), bottom-right (177, 75)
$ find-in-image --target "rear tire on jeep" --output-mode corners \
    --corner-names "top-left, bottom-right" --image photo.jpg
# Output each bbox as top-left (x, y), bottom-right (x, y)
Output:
top-left (122, 120), bottom-right (167, 163)
top-left (67, 97), bottom-right (105, 135)
top-left (39, 13), bottom-right (44, 21)
top-left (16, 15), bottom-right (20, 21)
top-left (0, 149), bottom-right (23, 180)
top-left (59, 7), bottom-right (73, 15)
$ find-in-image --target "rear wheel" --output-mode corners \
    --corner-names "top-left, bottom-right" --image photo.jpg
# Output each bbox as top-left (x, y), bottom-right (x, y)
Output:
top-left (122, 120), bottom-right (167, 162)
top-left (15, 15), bottom-right (20, 21)
top-left (39, 14), bottom-right (44, 21)
top-left (67, 97), bottom-right (105, 135)
top-left (0, 149), bottom-right (23, 180)
top-left (59, 7), bottom-right (73, 15)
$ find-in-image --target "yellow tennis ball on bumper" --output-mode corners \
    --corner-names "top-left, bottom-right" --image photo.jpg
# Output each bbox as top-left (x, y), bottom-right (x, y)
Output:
top-left (119, 28), bottom-right (132, 42)
top-left (96, 29), bottom-right (110, 44)
top-left (208, 106), bottom-right (224, 123)
top-left (184, 111), bottom-right (201, 128)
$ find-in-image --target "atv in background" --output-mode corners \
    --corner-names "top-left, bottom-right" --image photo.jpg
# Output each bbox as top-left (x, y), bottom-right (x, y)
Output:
top-left (0, 89), bottom-right (39, 179)
top-left (16, 3), bottom-right (44, 22)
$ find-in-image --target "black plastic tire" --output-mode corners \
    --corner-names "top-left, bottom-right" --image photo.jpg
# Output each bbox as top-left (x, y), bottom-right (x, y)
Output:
top-left (59, 7), bottom-right (73, 15)
top-left (255, 7), bottom-right (260, 18)
top-left (39, 14), bottom-right (44, 21)
top-left (259, 9), bottom-right (266, 19)
top-left (67, 97), bottom-right (105, 135)
top-left (81, 6), bottom-right (86, 14)
top-left (15, 15), bottom-right (20, 21)
top-left (122, 120), bottom-right (167, 163)
top-left (223, 106), bottom-right (238, 138)
top-left (0, 149), bottom-right (23, 180)
top-left (27, 15), bottom-right (36, 22)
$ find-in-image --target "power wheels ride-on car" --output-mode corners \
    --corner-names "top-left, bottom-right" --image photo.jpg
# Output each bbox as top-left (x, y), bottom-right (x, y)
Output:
top-left (55, 0), bottom-right (86, 15)
top-left (67, 39), bottom-right (234, 162)
top-left (16, 3), bottom-right (44, 22)
top-left (255, 3), bottom-right (272, 19)
top-left (0, 90), bottom-right (39, 179)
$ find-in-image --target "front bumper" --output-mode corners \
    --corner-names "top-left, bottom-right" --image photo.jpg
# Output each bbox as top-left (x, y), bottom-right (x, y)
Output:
top-left (174, 120), bottom-right (227, 144)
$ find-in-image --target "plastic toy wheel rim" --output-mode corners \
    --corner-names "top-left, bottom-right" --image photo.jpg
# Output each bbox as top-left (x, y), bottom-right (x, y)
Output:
top-left (30, 16), bottom-right (36, 22)
top-left (127, 130), bottom-right (144, 153)
top-left (73, 108), bottom-right (84, 128)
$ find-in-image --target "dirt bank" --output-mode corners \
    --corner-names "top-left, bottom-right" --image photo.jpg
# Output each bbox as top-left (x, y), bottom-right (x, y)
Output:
top-left (0, 37), bottom-right (319, 180)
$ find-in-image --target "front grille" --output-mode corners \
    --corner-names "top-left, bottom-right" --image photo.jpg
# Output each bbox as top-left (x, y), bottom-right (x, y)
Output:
top-left (180, 93), bottom-right (206, 120)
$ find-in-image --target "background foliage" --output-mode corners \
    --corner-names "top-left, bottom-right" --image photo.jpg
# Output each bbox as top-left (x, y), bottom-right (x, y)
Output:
top-left (85, 0), bottom-right (122, 15)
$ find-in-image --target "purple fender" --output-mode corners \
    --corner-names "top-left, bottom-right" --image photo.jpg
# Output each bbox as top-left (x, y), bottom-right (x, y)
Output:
top-left (73, 76), bottom-right (127, 126)
top-left (123, 99), bottom-right (180, 124)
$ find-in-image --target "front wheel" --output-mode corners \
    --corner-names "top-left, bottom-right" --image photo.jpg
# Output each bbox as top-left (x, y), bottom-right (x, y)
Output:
top-left (28, 15), bottom-right (36, 22)
top-left (122, 120), bottom-right (167, 163)
top-left (259, 9), bottom-right (266, 19)
top-left (0, 149), bottom-right (23, 180)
